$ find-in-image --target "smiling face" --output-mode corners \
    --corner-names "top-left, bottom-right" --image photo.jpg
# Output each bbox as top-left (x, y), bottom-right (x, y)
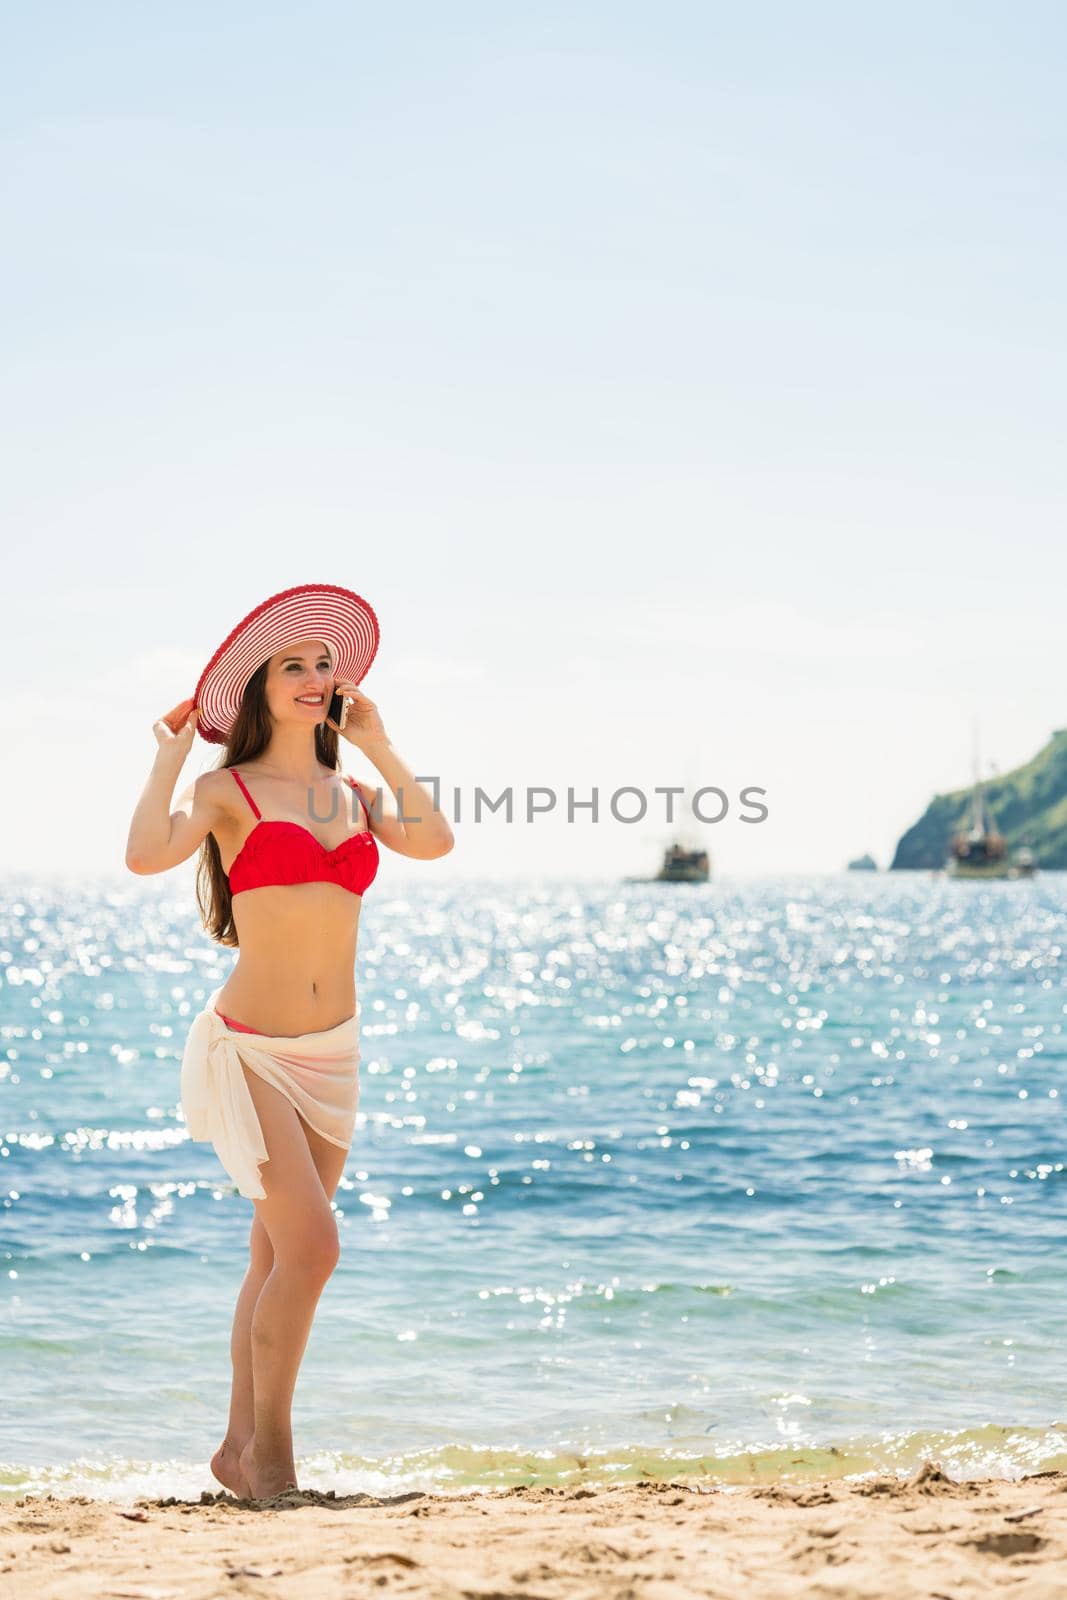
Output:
top-left (263, 638), bottom-right (335, 728)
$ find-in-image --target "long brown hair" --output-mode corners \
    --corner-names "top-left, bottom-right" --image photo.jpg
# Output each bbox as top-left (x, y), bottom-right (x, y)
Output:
top-left (196, 661), bottom-right (342, 947)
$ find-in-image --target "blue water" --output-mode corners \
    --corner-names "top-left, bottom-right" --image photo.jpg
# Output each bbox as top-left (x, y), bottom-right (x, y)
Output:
top-left (2, 871), bottom-right (1067, 1500)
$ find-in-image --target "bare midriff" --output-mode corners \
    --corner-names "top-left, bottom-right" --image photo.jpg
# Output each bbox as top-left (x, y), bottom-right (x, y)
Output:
top-left (214, 883), bottom-right (362, 1037)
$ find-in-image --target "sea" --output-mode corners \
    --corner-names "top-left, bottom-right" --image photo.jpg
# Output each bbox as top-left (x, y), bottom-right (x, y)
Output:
top-left (2, 870), bottom-right (1066, 1502)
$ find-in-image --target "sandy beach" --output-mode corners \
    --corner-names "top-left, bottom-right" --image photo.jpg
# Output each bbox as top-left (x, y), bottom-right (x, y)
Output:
top-left (2, 1463), bottom-right (1065, 1599)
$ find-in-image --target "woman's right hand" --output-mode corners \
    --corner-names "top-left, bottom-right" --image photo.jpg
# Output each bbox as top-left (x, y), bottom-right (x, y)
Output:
top-left (153, 697), bottom-right (199, 755)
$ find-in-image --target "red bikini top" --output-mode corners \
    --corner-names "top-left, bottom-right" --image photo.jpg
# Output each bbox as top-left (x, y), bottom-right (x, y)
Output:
top-left (225, 768), bottom-right (379, 900)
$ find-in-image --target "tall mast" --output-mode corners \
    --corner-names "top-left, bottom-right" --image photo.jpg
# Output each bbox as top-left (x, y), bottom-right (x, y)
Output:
top-left (971, 721), bottom-right (986, 838)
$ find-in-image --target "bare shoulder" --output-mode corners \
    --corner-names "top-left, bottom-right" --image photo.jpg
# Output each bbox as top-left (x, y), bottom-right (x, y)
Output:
top-left (347, 774), bottom-right (386, 814)
top-left (129, 766), bottom-right (240, 877)
top-left (194, 765), bottom-right (239, 801)
top-left (176, 766), bottom-right (242, 835)
top-left (342, 774), bottom-right (436, 858)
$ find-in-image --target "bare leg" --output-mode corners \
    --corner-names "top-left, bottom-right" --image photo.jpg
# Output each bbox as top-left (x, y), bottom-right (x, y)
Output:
top-left (210, 1216), bottom-right (274, 1496)
top-left (232, 1065), bottom-right (350, 1499)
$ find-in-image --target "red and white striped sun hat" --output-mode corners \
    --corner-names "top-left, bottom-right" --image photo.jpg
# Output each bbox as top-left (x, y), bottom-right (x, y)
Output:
top-left (192, 582), bottom-right (380, 744)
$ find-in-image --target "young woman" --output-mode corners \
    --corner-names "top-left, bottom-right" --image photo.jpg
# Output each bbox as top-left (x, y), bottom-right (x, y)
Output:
top-left (124, 583), bottom-right (453, 1502)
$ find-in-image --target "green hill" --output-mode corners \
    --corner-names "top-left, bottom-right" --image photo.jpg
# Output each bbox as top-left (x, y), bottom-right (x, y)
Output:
top-left (891, 729), bottom-right (1067, 870)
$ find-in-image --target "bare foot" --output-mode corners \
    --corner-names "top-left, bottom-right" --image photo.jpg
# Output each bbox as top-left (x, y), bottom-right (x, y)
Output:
top-left (210, 1437), bottom-right (252, 1498)
top-left (239, 1438), bottom-right (299, 1500)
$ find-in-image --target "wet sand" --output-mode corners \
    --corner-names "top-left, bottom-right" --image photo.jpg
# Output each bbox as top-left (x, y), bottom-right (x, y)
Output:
top-left (2, 1462), bottom-right (1066, 1598)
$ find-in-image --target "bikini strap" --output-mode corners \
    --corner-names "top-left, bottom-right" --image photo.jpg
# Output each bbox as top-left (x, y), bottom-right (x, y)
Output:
top-left (229, 768), bottom-right (262, 820)
top-left (345, 775), bottom-right (371, 821)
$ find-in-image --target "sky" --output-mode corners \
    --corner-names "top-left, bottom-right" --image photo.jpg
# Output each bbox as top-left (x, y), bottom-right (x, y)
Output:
top-left (3, 2), bottom-right (1065, 881)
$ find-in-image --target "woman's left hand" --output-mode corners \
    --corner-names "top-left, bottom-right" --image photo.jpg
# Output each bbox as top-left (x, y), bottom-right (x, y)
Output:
top-left (327, 680), bottom-right (389, 749)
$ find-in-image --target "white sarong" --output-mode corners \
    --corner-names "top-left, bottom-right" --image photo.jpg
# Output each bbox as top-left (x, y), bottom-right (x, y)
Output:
top-left (179, 985), bottom-right (360, 1199)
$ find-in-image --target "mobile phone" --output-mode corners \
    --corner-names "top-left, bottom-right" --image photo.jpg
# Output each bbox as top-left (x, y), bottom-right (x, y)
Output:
top-left (328, 690), bottom-right (349, 730)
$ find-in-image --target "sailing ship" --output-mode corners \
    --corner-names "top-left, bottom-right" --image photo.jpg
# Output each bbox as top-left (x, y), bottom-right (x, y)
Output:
top-left (945, 743), bottom-right (1035, 880)
top-left (625, 785), bottom-right (711, 884)
top-left (652, 840), bottom-right (711, 883)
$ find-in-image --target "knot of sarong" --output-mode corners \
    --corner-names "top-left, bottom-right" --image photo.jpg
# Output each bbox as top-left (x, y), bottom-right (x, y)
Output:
top-left (179, 989), bottom-right (270, 1199)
